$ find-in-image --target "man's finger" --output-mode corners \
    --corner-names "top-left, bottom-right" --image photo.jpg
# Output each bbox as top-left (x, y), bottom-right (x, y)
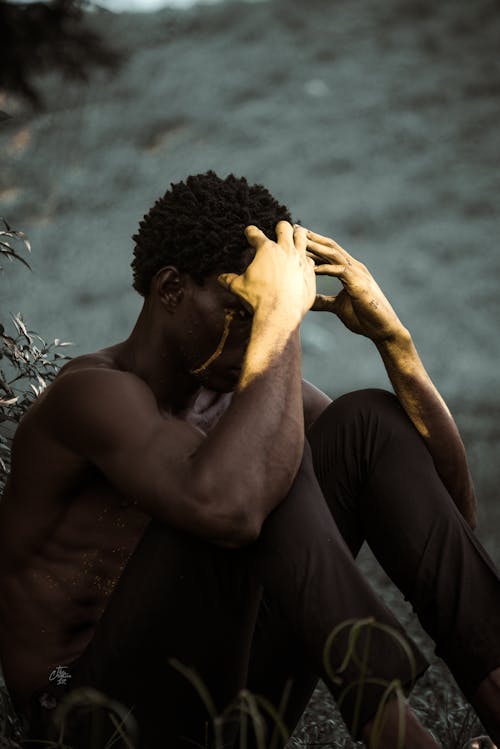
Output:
top-left (217, 273), bottom-right (239, 291)
top-left (305, 228), bottom-right (345, 253)
top-left (275, 220), bottom-right (295, 249)
top-left (314, 263), bottom-right (348, 277)
top-left (306, 239), bottom-right (352, 266)
top-left (306, 248), bottom-right (334, 265)
top-left (244, 225), bottom-right (268, 249)
top-left (293, 224), bottom-right (308, 253)
top-left (311, 293), bottom-right (337, 312)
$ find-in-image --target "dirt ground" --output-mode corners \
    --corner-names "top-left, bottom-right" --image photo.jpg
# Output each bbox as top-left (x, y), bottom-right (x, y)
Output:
top-left (1, 0), bottom-right (500, 742)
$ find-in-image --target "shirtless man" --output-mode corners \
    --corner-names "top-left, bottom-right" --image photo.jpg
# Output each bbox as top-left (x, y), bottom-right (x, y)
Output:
top-left (1, 171), bottom-right (499, 749)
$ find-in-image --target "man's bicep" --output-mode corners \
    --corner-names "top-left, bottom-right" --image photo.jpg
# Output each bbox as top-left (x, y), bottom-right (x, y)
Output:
top-left (48, 369), bottom-right (209, 529)
top-left (93, 415), bottom-right (209, 529)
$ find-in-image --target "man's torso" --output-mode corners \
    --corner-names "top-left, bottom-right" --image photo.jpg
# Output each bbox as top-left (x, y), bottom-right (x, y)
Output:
top-left (0, 349), bottom-right (232, 707)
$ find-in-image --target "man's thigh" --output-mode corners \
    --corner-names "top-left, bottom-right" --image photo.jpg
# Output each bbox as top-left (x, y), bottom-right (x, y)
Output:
top-left (24, 521), bottom-right (262, 749)
top-left (307, 389), bottom-right (500, 698)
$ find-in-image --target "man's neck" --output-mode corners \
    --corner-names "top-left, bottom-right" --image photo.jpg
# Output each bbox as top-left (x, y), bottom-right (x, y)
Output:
top-left (116, 303), bottom-right (201, 413)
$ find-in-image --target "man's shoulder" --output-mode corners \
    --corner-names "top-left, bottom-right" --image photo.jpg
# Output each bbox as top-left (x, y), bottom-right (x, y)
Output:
top-left (58, 348), bottom-right (117, 373)
top-left (57, 345), bottom-right (132, 379)
top-left (52, 349), bottom-right (151, 403)
top-left (23, 350), bottom-right (156, 445)
top-left (12, 354), bottom-right (165, 471)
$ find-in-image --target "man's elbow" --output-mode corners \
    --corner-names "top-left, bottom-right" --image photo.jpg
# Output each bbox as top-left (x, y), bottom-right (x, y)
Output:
top-left (206, 509), bottom-right (262, 549)
top-left (193, 473), bottom-right (270, 549)
top-left (188, 480), bottom-right (261, 549)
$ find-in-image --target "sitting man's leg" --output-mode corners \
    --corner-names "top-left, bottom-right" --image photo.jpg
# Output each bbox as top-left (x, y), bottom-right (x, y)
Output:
top-left (23, 392), bottom-right (461, 749)
top-left (306, 389), bottom-right (500, 742)
top-left (241, 441), bottom-right (434, 747)
top-left (22, 524), bottom-right (263, 749)
top-left (23, 440), bottom-right (435, 749)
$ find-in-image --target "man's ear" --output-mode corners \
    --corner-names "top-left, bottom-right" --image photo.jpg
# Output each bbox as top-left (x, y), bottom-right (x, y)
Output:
top-left (153, 266), bottom-right (185, 312)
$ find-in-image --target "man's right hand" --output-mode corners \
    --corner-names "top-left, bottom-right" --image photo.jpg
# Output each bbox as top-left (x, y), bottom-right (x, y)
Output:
top-left (218, 221), bottom-right (316, 328)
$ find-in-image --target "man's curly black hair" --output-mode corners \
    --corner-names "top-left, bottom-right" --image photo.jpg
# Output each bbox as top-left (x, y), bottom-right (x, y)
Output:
top-left (131, 170), bottom-right (293, 296)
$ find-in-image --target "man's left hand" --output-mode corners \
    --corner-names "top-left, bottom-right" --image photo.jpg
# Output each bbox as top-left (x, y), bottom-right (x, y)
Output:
top-left (305, 228), bottom-right (406, 343)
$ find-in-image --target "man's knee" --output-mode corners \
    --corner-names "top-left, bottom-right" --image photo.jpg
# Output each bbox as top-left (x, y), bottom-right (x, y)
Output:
top-left (308, 388), bottom-right (405, 441)
top-left (333, 388), bottom-right (400, 416)
top-left (307, 388), bottom-right (428, 496)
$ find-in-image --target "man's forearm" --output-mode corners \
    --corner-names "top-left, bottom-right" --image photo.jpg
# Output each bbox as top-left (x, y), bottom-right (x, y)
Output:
top-left (376, 328), bottom-right (477, 527)
top-left (192, 307), bottom-right (305, 538)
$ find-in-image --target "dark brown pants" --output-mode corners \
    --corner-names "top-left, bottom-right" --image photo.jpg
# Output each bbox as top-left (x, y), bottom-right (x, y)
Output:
top-left (22, 390), bottom-right (500, 748)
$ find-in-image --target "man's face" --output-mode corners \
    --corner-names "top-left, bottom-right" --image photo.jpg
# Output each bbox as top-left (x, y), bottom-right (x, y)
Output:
top-left (180, 253), bottom-right (255, 392)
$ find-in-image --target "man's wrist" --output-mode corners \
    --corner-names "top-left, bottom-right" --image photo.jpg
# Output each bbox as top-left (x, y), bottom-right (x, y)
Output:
top-left (252, 300), bottom-right (302, 333)
top-left (238, 312), bottom-right (301, 390)
top-left (374, 325), bottom-right (412, 352)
